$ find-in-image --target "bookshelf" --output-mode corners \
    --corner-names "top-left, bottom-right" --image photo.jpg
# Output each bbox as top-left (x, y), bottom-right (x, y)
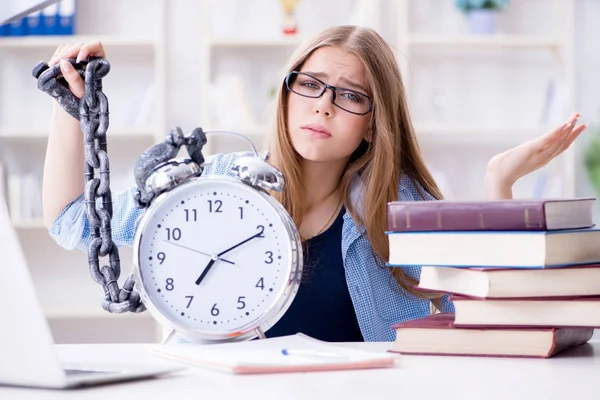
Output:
top-left (394, 0), bottom-right (576, 200)
top-left (0, 127), bottom-right (157, 139)
top-left (0, 0), bottom-right (167, 343)
top-left (405, 34), bottom-right (561, 48)
top-left (207, 37), bottom-right (306, 48)
top-left (0, 34), bottom-right (157, 50)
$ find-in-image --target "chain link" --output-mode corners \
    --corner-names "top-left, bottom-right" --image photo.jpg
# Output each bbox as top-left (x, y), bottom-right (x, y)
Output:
top-left (132, 126), bottom-right (207, 209)
top-left (33, 57), bottom-right (145, 313)
top-left (33, 57), bottom-right (209, 315)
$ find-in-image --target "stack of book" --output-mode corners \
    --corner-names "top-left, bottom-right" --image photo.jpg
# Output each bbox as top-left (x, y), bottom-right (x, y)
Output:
top-left (385, 197), bottom-right (600, 358)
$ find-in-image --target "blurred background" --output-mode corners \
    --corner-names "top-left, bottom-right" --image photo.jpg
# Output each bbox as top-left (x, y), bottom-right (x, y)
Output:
top-left (0, 0), bottom-right (599, 343)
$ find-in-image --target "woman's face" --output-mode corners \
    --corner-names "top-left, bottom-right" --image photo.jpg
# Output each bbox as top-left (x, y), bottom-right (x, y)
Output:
top-left (286, 46), bottom-right (372, 164)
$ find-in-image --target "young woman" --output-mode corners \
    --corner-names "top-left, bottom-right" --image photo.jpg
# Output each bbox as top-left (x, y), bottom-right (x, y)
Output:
top-left (42, 26), bottom-right (586, 342)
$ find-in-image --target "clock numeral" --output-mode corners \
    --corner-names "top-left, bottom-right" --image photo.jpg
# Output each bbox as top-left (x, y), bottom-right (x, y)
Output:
top-left (211, 303), bottom-right (220, 316)
top-left (165, 278), bottom-right (174, 291)
top-left (256, 225), bottom-right (265, 237)
top-left (157, 252), bottom-right (166, 264)
top-left (166, 228), bottom-right (181, 241)
top-left (184, 209), bottom-right (197, 222)
top-left (208, 200), bottom-right (223, 213)
top-left (239, 206), bottom-right (244, 220)
top-left (237, 296), bottom-right (246, 309)
top-left (255, 277), bottom-right (265, 290)
top-left (265, 251), bottom-right (273, 264)
top-left (185, 296), bottom-right (194, 308)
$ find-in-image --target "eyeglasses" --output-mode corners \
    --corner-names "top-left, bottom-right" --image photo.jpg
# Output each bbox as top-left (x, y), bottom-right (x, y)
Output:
top-left (284, 71), bottom-right (373, 116)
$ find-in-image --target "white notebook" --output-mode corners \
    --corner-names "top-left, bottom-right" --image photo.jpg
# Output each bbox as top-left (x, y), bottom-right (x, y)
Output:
top-left (150, 333), bottom-right (398, 374)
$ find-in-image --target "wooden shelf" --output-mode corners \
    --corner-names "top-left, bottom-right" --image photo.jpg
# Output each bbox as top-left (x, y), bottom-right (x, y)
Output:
top-left (0, 34), bottom-right (157, 50)
top-left (414, 124), bottom-right (542, 142)
top-left (12, 218), bottom-right (45, 230)
top-left (407, 34), bottom-right (561, 49)
top-left (204, 125), bottom-right (270, 136)
top-left (45, 307), bottom-right (154, 320)
top-left (208, 36), bottom-right (304, 48)
top-left (0, 126), bottom-right (158, 140)
top-left (203, 127), bottom-right (269, 153)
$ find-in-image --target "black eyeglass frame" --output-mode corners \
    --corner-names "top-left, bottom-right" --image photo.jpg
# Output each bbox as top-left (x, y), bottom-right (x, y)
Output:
top-left (284, 71), bottom-right (374, 116)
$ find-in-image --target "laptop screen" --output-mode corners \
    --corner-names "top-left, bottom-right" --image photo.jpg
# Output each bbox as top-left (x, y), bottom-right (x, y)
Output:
top-left (0, 0), bottom-right (61, 24)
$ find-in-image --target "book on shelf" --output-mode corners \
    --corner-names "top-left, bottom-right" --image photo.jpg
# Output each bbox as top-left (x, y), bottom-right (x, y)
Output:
top-left (5, 173), bottom-right (43, 223)
top-left (0, 161), bottom-right (5, 199)
top-left (386, 198), bottom-right (595, 232)
top-left (450, 295), bottom-right (600, 328)
top-left (0, 0), bottom-right (75, 37)
top-left (417, 265), bottom-right (600, 299)
top-left (387, 228), bottom-right (600, 268)
top-left (151, 333), bottom-right (398, 374)
top-left (390, 313), bottom-right (593, 358)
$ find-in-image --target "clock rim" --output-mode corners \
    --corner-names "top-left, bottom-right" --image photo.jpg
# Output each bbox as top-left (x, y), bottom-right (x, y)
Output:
top-left (132, 174), bottom-right (303, 344)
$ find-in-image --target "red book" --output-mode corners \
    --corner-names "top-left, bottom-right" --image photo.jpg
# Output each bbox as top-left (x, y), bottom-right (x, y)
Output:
top-left (390, 313), bottom-right (593, 358)
top-left (387, 198), bottom-right (595, 232)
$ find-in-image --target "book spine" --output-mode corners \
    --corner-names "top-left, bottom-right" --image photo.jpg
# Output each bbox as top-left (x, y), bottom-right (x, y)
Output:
top-left (387, 203), bottom-right (547, 231)
top-left (548, 327), bottom-right (594, 357)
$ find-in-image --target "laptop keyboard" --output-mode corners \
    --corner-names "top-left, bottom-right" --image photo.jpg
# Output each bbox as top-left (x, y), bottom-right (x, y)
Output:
top-left (64, 369), bottom-right (113, 376)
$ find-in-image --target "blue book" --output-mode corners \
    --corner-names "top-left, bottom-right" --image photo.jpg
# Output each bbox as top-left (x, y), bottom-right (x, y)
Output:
top-left (387, 228), bottom-right (600, 269)
top-left (26, 10), bottom-right (44, 36)
top-left (42, 2), bottom-right (59, 35)
top-left (9, 16), bottom-right (27, 36)
top-left (56, 0), bottom-right (75, 35)
top-left (0, 24), bottom-right (9, 37)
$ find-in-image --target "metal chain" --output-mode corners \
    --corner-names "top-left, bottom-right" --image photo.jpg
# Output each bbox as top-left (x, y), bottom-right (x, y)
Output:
top-left (132, 126), bottom-right (207, 209)
top-left (33, 57), bottom-right (209, 314)
top-left (33, 57), bottom-right (143, 313)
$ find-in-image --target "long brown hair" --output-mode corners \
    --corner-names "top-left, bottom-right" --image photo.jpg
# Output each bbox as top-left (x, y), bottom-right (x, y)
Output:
top-left (268, 26), bottom-right (443, 302)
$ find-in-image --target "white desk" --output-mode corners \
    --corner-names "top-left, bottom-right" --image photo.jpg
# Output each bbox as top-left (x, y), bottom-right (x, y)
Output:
top-left (2, 340), bottom-right (598, 400)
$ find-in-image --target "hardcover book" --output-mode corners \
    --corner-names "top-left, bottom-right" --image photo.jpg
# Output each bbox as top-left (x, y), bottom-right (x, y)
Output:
top-left (387, 228), bottom-right (600, 268)
top-left (390, 313), bottom-right (593, 358)
top-left (451, 296), bottom-right (600, 328)
top-left (387, 198), bottom-right (595, 232)
top-left (416, 265), bottom-right (600, 298)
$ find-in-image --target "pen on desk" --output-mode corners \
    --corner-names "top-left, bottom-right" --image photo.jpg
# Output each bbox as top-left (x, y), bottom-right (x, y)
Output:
top-left (281, 348), bottom-right (350, 360)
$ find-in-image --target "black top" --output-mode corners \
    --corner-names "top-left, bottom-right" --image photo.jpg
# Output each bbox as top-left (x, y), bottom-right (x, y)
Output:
top-left (265, 206), bottom-right (364, 342)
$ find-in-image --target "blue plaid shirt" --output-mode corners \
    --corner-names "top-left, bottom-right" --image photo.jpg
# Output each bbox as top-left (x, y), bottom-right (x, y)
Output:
top-left (50, 152), bottom-right (454, 342)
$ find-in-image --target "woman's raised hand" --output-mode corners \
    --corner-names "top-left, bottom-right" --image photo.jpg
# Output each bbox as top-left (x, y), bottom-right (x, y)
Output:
top-left (42, 41), bottom-right (107, 228)
top-left (47, 41), bottom-right (106, 98)
top-left (485, 112), bottom-right (587, 199)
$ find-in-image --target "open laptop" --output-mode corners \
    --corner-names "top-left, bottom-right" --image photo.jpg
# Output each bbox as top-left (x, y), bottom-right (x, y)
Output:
top-left (0, 197), bottom-right (181, 389)
top-left (0, 0), bottom-right (61, 24)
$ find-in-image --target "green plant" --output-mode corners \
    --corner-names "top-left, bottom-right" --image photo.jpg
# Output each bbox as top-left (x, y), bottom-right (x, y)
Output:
top-left (456, 0), bottom-right (509, 12)
top-left (584, 126), bottom-right (600, 195)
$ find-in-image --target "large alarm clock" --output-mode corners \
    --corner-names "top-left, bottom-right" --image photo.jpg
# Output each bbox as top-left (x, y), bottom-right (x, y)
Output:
top-left (132, 153), bottom-right (303, 344)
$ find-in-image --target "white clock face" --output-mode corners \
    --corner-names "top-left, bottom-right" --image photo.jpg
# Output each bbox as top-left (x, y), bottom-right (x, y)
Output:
top-left (134, 176), bottom-right (299, 339)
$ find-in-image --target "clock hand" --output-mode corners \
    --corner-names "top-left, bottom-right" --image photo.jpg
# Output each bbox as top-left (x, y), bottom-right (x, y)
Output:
top-left (217, 230), bottom-right (264, 257)
top-left (163, 240), bottom-right (234, 265)
top-left (195, 258), bottom-right (216, 286)
top-left (194, 228), bottom-right (264, 286)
